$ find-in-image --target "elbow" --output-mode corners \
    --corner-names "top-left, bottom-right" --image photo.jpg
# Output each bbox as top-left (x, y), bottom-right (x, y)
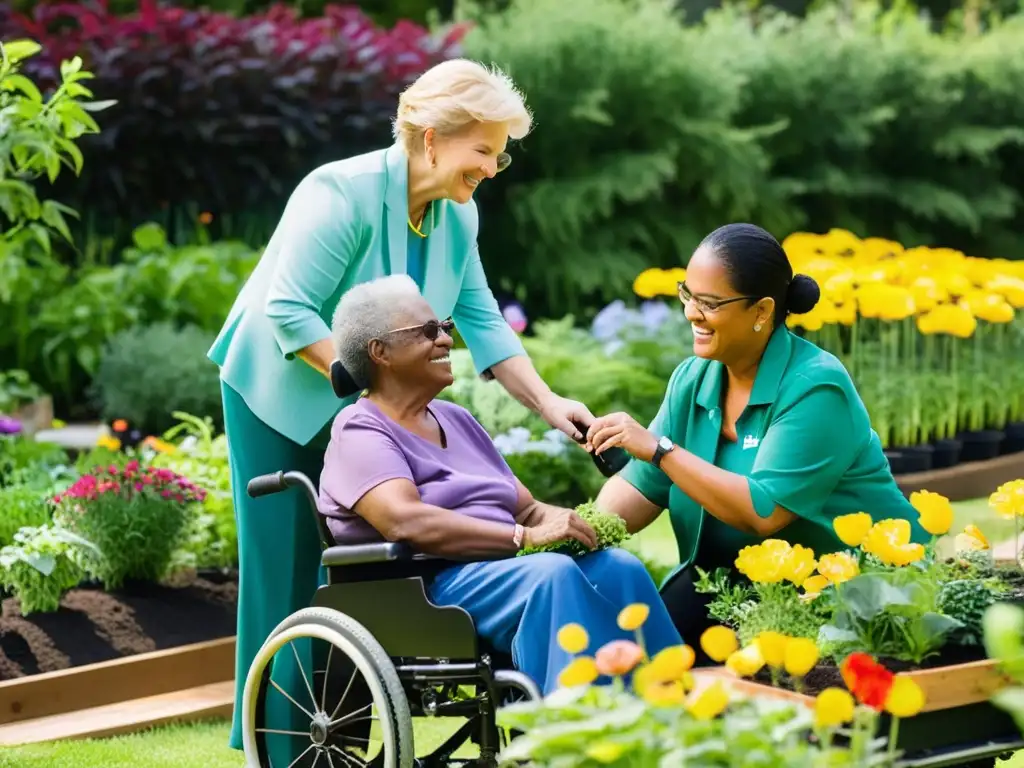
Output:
top-left (383, 507), bottom-right (436, 548)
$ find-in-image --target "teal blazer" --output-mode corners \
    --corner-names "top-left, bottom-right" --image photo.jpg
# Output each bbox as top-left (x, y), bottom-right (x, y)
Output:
top-left (208, 143), bottom-right (525, 446)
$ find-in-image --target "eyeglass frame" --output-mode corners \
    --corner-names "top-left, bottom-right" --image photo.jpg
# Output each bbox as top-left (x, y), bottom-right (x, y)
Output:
top-left (496, 152), bottom-right (512, 173)
top-left (677, 281), bottom-right (762, 316)
top-left (380, 317), bottom-right (456, 342)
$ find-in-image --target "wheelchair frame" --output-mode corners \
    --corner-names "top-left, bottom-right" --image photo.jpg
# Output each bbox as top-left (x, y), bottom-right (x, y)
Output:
top-left (242, 469), bottom-right (540, 768)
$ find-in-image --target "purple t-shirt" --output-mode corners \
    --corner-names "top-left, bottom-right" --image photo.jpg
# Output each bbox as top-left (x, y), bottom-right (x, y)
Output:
top-left (318, 398), bottom-right (519, 545)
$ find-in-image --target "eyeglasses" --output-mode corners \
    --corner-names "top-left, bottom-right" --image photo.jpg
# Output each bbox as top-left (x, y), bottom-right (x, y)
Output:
top-left (497, 152), bottom-right (511, 173)
top-left (677, 282), bottom-right (759, 315)
top-left (384, 317), bottom-right (455, 341)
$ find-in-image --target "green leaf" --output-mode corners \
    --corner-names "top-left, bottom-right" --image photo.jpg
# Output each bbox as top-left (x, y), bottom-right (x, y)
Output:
top-left (60, 56), bottom-right (83, 80)
top-left (132, 222), bottom-right (168, 251)
top-left (64, 82), bottom-right (94, 99)
top-left (80, 99), bottom-right (117, 113)
top-left (2, 40), bottom-right (42, 63)
top-left (24, 551), bottom-right (56, 576)
top-left (1, 73), bottom-right (42, 102)
top-left (836, 573), bottom-right (913, 621)
top-left (41, 200), bottom-right (75, 242)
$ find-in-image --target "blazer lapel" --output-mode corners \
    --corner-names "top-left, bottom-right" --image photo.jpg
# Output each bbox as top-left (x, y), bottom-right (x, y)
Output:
top-left (383, 143), bottom-right (408, 277)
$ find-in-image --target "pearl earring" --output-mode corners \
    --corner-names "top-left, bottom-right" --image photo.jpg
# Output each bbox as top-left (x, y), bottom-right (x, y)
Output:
top-left (754, 323), bottom-right (762, 332)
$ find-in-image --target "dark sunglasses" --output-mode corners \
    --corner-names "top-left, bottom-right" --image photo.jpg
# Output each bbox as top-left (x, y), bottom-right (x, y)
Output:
top-left (677, 282), bottom-right (759, 314)
top-left (385, 317), bottom-right (455, 341)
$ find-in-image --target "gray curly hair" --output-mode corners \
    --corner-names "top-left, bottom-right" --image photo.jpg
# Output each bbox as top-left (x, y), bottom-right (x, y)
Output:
top-left (331, 275), bottom-right (424, 388)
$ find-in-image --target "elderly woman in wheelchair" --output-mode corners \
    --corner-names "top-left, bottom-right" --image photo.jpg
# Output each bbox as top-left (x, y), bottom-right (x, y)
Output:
top-left (240, 274), bottom-right (681, 768)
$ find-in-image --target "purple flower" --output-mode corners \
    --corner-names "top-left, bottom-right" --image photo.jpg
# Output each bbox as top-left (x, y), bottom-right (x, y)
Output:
top-left (0, 415), bottom-right (23, 435)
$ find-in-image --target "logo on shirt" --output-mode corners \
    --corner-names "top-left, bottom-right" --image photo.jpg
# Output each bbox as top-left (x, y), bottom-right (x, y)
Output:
top-left (742, 434), bottom-right (760, 450)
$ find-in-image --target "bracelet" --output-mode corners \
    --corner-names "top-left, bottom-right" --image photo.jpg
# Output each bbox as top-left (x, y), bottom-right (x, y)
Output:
top-left (513, 523), bottom-right (525, 550)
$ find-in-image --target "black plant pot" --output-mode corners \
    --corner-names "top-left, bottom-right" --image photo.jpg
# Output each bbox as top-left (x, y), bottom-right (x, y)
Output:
top-left (958, 429), bottom-right (1005, 463)
top-left (885, 450), bottom-right (913, 476)
top-left (931, 438), bottom-right (962, 469)
top-left (890, 444), bottom-right (934, 473)
top-left (1001, 421), bottom-right (1024, 455)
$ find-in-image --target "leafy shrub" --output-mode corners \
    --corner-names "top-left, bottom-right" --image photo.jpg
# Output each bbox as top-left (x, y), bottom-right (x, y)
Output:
top-left (1, 1), bottom-right (467, 245)
top-left (52, 461), bottom-right (206, 588)
top-left (0, 369), bottom-right (43, 414)
top-left (495, 427), bottom-right (604, 508)
top-left (90, 323), bottom-right (222, 435)
top-left (0, 434), bottom-right (69, 488)
top-left (517, 499), bottom-right (629, 558)
top-left (0, 485), bottom-right (50, 547)
top-left (0, 524), bottom-right (90, 614)
top-left (150, 412), bottom-right (237, 569)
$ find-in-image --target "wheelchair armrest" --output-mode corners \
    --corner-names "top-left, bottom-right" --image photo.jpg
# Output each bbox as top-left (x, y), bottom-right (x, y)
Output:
top-left (321, 542), bottom-right (415, 567)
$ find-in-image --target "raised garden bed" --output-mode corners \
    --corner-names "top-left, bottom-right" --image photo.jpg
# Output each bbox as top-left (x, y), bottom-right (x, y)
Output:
top-left (894, 449), bottom-right (1024, 501)
top-left (0, 569), bottom-right (237, 681)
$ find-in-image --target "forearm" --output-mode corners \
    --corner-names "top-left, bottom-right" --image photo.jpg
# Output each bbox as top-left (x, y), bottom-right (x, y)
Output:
top-left (489, 355), bottom-right (553, 413)
top-left (388, 503), bottom-right (519, 559)
top-left (296, 338), bottom-right (335, 378)
top-left (658, 448), bottom-right (763, 535)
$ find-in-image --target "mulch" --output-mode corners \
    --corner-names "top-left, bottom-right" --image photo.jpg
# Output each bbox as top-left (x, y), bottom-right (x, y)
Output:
top-left (0, 570), bottom-right (238, 680)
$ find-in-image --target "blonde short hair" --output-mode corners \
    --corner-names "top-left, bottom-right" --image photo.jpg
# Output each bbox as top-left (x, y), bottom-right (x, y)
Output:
top-left (393, 59), bottom-right (533, 152)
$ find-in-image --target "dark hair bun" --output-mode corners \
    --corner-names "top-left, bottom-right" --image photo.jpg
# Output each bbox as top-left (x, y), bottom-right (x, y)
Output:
top-left (786, 274), bottom-right (820, 315)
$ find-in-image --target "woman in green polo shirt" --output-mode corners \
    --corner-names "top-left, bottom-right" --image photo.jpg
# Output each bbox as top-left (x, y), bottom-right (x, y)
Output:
top-left (586, 222), bottom-right (928, 649)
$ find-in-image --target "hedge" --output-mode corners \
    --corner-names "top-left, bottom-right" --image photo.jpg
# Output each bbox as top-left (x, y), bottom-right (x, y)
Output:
top-left (4, 0), bottom-right (1024, 320)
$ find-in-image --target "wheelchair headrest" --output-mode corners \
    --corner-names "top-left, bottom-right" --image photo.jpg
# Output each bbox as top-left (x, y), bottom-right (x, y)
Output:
top-left (330, 360), bottom-right (363, 399)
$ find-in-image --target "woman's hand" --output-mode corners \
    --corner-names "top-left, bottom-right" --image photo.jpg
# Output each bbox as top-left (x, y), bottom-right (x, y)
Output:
top-left (524, 510), bottom-right (598, 551)
top-left (586, 412), bottom-right (659, 462)
top-left (538, 393), bottom-right (596, 442)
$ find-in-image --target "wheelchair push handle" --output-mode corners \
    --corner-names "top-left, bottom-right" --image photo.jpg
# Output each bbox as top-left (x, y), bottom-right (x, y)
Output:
top-left (247, 471), bottom-right (289, 498)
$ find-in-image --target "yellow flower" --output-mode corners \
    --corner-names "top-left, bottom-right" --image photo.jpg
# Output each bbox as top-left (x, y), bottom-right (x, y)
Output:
top-left (960, 290), bottom-right (1015, 324)
top-left (50, 418), bottom-right (66, 429)
top-left (557, 623), bottom-right (589, 654)
top-left (833, 512), bottom-right (872, 547)
top-left (96, 434), bottom-right (121, 451)
top-left (784, 638), bottom-right (820, 677)
top-left (910, 490), bottom-right (954, 536)
top-left (885, 675), bottom-right (925, 718)
top-left (726, 644), bottom-right (765, 677)
top-left (686, 680), bottom-right (730, 721)
top-left (586, 741), bottom-right (626, 763)
top-left (785, 545), bottom-right (817, 587)
top-left (641, 679), bottom-right (687, 708)
top-left (817, 552), bottom-right (860, 585)
top-left (802, 574), bottom-right (830, 597)
top-left (617, 603), bottom-right (650, 632)
top-left (633, 268), bottom-right (679, 298)
top-left (647, 644), bottom-right (696, 681)
top-left (814, 687), bottom-right (855, 728)
top-left (756, 632), bottom-right (789, 668)
top-left (990, 479), bottom-right (1024, 518)
top-left (700, 626), bottom-right (739, 663)
top-left (557, 656), bottom-right (599, 688)
top-left (861, 519), bottom-right (926, 567)
top-left (917, 302), bottom-right (978, 338)
top-left (954, 523), bottom-right (990, 553)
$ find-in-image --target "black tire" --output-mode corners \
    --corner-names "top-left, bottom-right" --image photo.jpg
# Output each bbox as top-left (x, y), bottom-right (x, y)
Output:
top-left (242, 607), bottom-right (414, 768)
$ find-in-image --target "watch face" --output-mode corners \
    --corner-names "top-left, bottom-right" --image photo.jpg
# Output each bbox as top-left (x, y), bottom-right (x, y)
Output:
top-left (659, 436), bottom-right (673, 451)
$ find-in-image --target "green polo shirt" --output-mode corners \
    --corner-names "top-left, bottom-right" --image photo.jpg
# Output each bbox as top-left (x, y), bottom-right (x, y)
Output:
top-left (621, 326), bottom-right (928, 574)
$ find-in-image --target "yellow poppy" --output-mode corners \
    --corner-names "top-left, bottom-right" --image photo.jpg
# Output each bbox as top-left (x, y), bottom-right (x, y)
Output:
top-left (700, 626), bottom-right (739, 663)
top-left (556, 623), bottom-right (589, 654)
top-left (817, 552), bottom-right (860, 585)
top-left (990, 479), bottom-right (1024, 518)
top-left (557, 656), bottom-right (599, 688)
top-left (814, 687), bottom-right (855, 728)
top-left (784, 637), bottom-right (820, 677)
top-left (647, 644), bottom-right (696, 680)
top-left (685, 680), bottom-right (730, 721)
top-left (756, 632), bottom-right (789, 668)
top-left (833, 512), bottom-right (872, 547)
top-left (861, 519), bottom-right (925, 567)
top-left (885, 675), bottom-right (925, 718)
top-left (617, 603), bottom-right (650, 632)
top-left (910, 490), bottom-right (954, 536)
top-left (641, 679), bottom-right (687, 708)
top-left (802, 574), bottom-right (830, 597)
top-left (726, 644), bottom-right (765, 677)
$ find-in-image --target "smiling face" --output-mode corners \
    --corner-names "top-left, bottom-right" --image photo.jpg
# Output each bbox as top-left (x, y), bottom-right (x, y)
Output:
top-left (681, 246), bottom-right (775, 363)
top-left (368, 297), bottom-right (455, 393)
top-left (428, 120), bottom-right (510, 204)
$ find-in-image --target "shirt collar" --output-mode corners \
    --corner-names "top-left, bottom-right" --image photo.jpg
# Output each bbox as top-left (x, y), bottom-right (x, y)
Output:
top-left (695, 326), bottom-right (794, 411)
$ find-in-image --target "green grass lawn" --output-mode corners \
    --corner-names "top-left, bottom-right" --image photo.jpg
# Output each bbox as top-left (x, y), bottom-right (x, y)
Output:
top-left (4, 495), bottom-right (1020, 768)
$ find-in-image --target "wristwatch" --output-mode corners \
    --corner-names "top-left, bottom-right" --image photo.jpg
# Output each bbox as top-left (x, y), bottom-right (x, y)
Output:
top-left (651, 436), bottom-right (675, 468)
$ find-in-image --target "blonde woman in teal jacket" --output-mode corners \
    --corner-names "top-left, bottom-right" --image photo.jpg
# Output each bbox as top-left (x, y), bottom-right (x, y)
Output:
top-left (208, 59), bottom-right (595, 757)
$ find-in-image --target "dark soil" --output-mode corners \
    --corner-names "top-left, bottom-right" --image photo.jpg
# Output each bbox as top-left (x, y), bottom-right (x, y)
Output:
top-left (0, 568), bottom-right (237, 680)
top-left (753, 643), bottom-right (988, 697)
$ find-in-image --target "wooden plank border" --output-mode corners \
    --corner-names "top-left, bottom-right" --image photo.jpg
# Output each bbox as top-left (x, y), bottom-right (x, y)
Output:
top-left (0, 636), bottom-right (235, 726)
top-left (895, 450), bottom-right (1024, 501)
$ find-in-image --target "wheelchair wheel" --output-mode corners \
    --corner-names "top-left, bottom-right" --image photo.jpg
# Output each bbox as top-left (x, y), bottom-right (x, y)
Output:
top-left (242, 607), bottom-right (414, 768)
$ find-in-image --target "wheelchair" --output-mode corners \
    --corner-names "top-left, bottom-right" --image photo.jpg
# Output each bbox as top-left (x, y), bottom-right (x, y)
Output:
top-left (239, 469), bottom-right (542, 768)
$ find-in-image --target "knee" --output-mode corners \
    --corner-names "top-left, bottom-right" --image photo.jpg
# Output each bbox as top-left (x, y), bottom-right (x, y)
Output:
top-left (590, 547), bottom-right (653, 580)
top-left (525, 552), bottom-right (582, 587)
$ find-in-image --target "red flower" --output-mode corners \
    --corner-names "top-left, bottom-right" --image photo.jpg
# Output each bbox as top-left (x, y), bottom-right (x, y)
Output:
top-left (840, 652), bottom-right (894, 710)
